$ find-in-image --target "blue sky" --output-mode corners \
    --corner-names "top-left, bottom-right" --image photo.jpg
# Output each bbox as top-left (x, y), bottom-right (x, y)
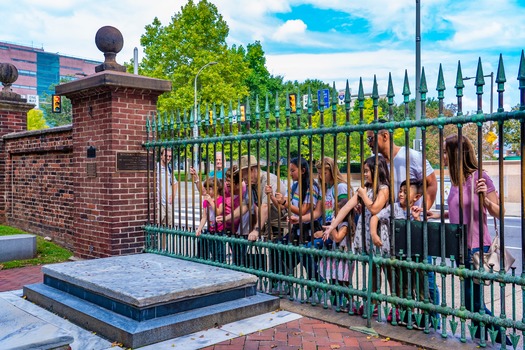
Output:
top-left (2, 0), bottom-right (525, 112)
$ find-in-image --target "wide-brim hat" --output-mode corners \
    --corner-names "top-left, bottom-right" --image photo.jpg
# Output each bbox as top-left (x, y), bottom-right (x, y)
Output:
top-left (235, 155), bottom-right (257, 173)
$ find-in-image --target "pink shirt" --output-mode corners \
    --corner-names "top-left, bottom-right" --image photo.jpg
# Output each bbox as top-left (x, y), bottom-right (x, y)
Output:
top-left (203, 196), bottom-right (224, 232)
top-left (447, 171), bottom-right (494, 250)
top-left (223, 183), bottom-right (247, 232)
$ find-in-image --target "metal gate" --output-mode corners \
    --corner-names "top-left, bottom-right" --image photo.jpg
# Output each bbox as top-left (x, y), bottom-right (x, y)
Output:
top-left (144, 53), bottom-right (525, 348)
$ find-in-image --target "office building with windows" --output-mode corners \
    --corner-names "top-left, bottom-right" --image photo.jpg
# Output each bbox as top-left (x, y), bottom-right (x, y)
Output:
top-left (0, 41), bottom-right (100, 108)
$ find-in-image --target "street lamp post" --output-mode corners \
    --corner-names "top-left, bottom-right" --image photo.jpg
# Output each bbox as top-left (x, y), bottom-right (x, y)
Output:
top-left (193, 61), bottom-right (217, 170)
top-left (463, 72), bottom-right (494, 115)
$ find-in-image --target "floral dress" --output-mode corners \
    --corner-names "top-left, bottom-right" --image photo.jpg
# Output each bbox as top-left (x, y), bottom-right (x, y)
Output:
top-left (353, 185), bottom-right (390, 255)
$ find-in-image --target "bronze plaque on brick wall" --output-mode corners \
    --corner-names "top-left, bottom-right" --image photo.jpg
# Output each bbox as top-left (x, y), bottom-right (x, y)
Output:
top-left (86, 163), bottom-right (97, 177)
top-left (116, 152), bottom-right (153, 172)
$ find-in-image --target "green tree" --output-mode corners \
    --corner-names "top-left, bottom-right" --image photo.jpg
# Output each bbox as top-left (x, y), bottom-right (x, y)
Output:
top-left (27, 109), bottom-right (48, 130)
top-left (40, 91), bottom-right (72, 127)
top-left (309, 98), bottom-right (383, 164)
top-left (139, 0), bottom-right (250, 113)
top-left (242, 41), bottom-right (283, 103)
top-left (503, 104), bottom-right (522, 152)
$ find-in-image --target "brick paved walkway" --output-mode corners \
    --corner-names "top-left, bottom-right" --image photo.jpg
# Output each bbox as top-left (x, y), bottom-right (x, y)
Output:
top-left (0, 265), bottom-right (42, 291)
top-left (0, 265), bottom-right (421, 350)
top-left (201, 317), bottom-right (419, 350)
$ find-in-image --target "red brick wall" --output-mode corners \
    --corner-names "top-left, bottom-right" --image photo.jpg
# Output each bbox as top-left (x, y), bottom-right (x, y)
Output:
top-left (3, 126), bottom-right (74, 250)
top-left (0, 71), bottom-right (169, 259)
top-left (0, 102), bottom-right (31, 223)
top-left (69, 86), bottom-right (159, 258)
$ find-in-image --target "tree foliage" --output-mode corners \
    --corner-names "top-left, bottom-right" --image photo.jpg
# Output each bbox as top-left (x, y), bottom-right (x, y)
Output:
top-left (40, 91), bottom-right (72, 127)
top-left (27, 109), bottom-right (48, 130)
top-left (137, 1), bottom-right (515, 169)
top-left (139, 0), bottom-right (250, 112)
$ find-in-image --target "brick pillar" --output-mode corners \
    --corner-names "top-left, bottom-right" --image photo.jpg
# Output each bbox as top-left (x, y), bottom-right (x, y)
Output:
top-left (0, 99), bottom-right (32, 223)
top-left (57, 71), bottom-right (171, 258)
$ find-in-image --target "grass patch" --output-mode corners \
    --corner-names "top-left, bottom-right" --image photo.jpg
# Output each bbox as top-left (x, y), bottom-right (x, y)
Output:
top-left (0, 225), bottom-right (73, 269)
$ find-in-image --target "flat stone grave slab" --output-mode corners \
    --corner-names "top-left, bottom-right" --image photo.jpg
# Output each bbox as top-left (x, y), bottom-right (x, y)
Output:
top-left (24, 253), bottom-right (278, 348)
top-left (40, 253), bottom-right (258, 309)
top-left (0, 298), bottom-right (73, 350)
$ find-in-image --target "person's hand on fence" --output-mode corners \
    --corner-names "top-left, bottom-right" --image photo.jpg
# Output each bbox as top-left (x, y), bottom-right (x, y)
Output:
top-left (190, 166), bottom-right (199, 182)
top-left (203, 194), bottom-right (212, 204)
top-left (274, 192), bottom-right (286, 205)
top-left (196, 227), bottom-right (202, 237)
top-left (426, 210), bottom-right (447, 220)
top-left (288, 215), bottom-right (299, 225)
top-left (322, 224), bottom-right (335, 241)
top-left (476, 177), bottom-right (488, 196)
top-left (371, 231), bottom-right (383, 247)
top-left (357, 187), bottom-right (367, 199)
top-left (247, 230), bottom-right (259, 241)
top-left (216, 215), bottom-right (224, 223)
top-left (264, 185), bottom-right (273, 195)
top-left (411, 206), bottom-right (423, 221)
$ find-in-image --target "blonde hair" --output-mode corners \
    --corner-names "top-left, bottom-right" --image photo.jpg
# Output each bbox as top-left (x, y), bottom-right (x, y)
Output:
top-left (315, 157), bottom-right (346, 186)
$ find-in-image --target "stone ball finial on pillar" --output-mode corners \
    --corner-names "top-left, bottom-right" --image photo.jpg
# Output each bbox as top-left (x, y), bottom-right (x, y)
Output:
top-left (0, 63), bottom-right (23, 100)
top-left (95, 26), bottom-right (126, 73)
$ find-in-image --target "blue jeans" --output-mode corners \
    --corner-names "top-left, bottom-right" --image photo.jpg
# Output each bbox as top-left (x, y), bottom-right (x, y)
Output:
top-left (462, 246), bottom-right (509, 344)
top-left (427, 256), bottom-right (440, 307)
top-left (303, 238), bottom-right (333, 281)
top-left (464, 246), bottom-right (490, 317)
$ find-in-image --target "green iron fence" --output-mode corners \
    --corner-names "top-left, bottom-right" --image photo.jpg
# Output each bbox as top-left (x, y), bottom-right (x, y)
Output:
top-left (144, 53), bottom-right (525, 349)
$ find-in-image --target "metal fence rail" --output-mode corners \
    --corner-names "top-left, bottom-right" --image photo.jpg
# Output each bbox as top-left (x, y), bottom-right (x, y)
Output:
top-left (144, 53), bottom-right (525, 349)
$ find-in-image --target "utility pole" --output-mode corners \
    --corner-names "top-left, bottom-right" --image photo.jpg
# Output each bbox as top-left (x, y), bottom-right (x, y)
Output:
top-left (193, 61), bottom-right (217, 170)
top-left (415, 0), bottom-right (422, 151)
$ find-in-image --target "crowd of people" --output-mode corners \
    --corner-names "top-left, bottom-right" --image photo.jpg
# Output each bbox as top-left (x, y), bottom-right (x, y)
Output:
top-left (155, 122), bottom-right (510, 343)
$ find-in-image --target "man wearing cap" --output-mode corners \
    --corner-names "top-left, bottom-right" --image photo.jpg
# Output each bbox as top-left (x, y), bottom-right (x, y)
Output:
top-left (236, 155), bottom-right (287, 242)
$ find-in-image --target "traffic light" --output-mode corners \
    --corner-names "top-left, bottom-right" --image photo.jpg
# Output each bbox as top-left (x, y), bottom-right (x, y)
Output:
top-left (240, 104), bottom-right (246, 122)
top-left (289, 93), bottom-right (297, 113)
top-left (52, 94), bottom-right (61, 113)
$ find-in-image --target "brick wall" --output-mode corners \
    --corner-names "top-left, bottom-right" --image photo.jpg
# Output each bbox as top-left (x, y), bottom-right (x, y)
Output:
top-left (69, 87), bottom-right (156, 258)
top-left (0, 101), bottom-right (31, 223)
top-left (0, 71), bottom-right (170, 259)
top-left (3, 126), bottom-right (74, 250)
top-left (58, 72), bottom-right (170, 258)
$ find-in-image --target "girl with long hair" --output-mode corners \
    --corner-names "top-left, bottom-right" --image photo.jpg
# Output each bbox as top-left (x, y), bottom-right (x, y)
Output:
top-left (323, 155), bottom-right (390, 315)
top-left (316, 157), bottom-right (354, 292)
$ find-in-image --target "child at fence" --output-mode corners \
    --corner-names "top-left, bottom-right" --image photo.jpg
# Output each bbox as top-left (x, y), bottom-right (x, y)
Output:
top-left (370, 179), bottom-right (429, 325)
top-left (314, 157), bottom-right (355, 310)
top-left (318, 197), bottom-right (355, 311)
top-left (323, 155), bottom-right (390, 316)
top-left (195, 178), bottom-right (225, 262)
top-left (279, 157), bottom-right (323, 281)
top-left (216, 165), bottom-right (252, 266)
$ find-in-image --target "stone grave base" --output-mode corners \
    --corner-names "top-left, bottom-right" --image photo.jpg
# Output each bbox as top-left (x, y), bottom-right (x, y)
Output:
top-left (24, 253), bottom-right (278, 348)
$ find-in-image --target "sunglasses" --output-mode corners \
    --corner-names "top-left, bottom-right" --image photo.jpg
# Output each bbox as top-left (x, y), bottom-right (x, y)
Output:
top-left (367, 132), bottom-right (387, 144)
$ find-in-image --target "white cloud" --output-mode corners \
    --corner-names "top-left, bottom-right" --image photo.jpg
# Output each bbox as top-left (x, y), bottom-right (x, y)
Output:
top-left (266, 48), bottom-right (520, 113)
top-left (0, 0), bottom-right (522, 112)
top-left (272, 19), bottom-right (307, 42)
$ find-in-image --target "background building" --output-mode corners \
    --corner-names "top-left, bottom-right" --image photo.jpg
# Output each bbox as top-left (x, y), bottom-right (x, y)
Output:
top-left (0, 41), bottom-right (100, 108)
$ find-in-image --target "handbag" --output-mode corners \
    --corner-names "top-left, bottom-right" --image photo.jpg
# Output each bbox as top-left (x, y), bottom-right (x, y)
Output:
top-left (469, 175), bottom-right (515, 284)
